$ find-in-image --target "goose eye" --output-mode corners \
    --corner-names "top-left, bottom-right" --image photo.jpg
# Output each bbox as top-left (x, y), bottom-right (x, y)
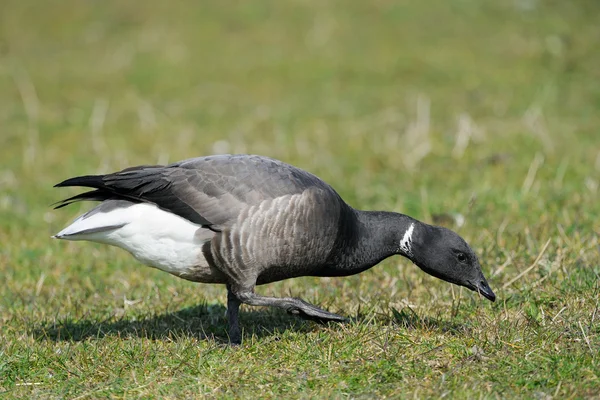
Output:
top-left (457, 252), bottom-right (467, 262)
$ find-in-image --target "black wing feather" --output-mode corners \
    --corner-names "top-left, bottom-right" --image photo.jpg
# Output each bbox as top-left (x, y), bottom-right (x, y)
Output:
top-left (52, 189), bottom-right (112, 209)
top-left (54, 175), bottom-right (105, 189)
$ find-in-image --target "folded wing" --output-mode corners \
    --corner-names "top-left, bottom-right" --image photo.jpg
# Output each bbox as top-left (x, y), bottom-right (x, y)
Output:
top-left (54, 154), bottom-right (335, 230)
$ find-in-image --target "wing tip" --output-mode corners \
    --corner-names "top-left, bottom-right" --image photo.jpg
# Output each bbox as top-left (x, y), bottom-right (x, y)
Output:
top-left (54, 175), bottom-right (104, 189)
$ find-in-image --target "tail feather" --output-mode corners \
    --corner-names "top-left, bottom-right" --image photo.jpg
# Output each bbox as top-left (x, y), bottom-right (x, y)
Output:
top-left (54, 223), bottom-right (126, 239)
top-left (53, 199), bottom-right (133, 240)
top-left (54, 175), bottom-right (105, 189)
top-left (53, 167), bottom-right (170, 210)
top-left (52, 189), bottom-right (112, 209)
top-left (53, 173), bottom-right (146, 208)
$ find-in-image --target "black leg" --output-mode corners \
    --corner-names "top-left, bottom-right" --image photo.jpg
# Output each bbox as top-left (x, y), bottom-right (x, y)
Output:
top-left (226, 285), bottom-right (242, 345)
top-left (233, 289), bottom-right (348, 324)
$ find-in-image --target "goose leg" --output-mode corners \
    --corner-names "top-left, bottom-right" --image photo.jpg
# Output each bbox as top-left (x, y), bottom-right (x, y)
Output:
top-left (233, 287), bottom-right (348, 323)
top-left (226, 285), bottom-right (242, 345)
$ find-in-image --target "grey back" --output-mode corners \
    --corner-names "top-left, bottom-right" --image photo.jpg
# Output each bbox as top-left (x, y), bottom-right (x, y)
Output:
top-left (99, 155), bottom-right (342, 231)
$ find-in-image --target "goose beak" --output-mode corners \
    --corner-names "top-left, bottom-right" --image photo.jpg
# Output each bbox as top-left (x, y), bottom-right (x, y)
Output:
top-left (475, 279), bottom-right (496, 302)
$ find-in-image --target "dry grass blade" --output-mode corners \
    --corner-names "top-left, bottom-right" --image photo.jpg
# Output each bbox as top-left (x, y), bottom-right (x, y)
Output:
top-left (578, 321), bottom-right (595, 358)
top-left (502, 238), bottom-right (551, 290)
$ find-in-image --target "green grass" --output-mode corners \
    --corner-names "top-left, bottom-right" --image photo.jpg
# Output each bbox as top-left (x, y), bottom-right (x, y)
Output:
top-left (1, 0), bottom-right (599, 398)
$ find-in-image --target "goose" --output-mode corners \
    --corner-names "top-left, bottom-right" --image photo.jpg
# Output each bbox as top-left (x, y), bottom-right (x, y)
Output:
top-left (53, 154), bottom-right (496, 344)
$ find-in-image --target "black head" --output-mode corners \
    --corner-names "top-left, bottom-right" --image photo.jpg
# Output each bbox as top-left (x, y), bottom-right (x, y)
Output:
top-left (403, 224), bottom-right (496, 302)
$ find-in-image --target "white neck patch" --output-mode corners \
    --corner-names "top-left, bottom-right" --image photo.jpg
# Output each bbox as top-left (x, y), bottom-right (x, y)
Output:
top-left (399, 223), bottom-right (415, 257)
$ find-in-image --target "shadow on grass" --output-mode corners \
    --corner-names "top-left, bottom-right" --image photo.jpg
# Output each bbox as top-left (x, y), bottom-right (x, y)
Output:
top-left (390, 307), bottom-right (473, 336)
top-left (31, 302), bottom-right (317, 344)
top-left (31, 303), bottom-right (471, 344)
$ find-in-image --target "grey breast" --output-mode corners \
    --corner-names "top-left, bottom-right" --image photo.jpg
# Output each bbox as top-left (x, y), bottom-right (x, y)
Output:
top-left (218, 186), bottom-right (344, 285)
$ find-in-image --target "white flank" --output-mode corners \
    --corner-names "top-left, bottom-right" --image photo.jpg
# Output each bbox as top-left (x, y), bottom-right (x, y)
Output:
top-left (54, 202), bottom-right (210, 276)
top-left (399, 223), bottom-right (415, 257)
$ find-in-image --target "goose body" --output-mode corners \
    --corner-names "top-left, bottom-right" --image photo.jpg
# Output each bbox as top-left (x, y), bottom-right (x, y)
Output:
top-left (54, 154), bottom-right (495, 343)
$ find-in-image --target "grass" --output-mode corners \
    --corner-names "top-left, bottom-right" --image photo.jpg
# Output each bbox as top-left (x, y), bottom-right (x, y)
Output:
top-left (0, 0), bottom-right (599, 398)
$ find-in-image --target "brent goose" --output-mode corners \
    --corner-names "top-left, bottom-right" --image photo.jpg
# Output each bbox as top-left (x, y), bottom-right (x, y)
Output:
top-left (54, 154), bottom-right (496, 343)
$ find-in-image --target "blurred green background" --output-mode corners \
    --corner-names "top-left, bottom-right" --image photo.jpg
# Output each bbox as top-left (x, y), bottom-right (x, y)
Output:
top-left (1, 0), bottom-right (598, 398)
